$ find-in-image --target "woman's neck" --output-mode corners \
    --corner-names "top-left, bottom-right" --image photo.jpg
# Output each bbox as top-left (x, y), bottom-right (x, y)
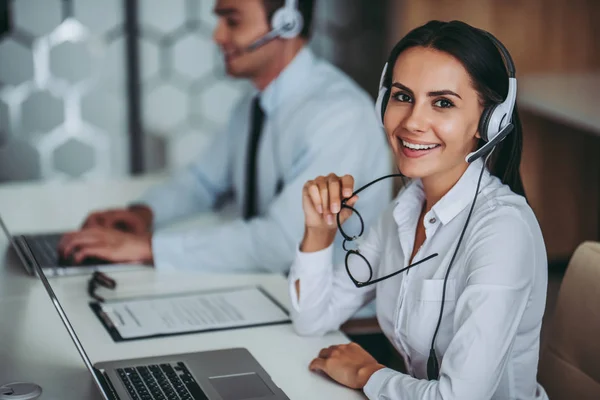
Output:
top-left (421, 161), bottom-right (470, 212)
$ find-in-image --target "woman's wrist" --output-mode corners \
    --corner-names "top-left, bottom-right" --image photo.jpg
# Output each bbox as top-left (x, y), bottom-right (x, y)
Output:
top-left (300, 227), bottom-right (337, 253)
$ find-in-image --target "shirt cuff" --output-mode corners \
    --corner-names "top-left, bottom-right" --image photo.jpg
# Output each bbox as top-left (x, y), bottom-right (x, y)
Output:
top-left (151, 231), bottom-right (186, 271)
top-left (363, 368), bottom-right (397, 399)
top-left (133, 196), bottom-right (162, 229)
top-left (294, 243), bottom-right (334, 272)
top-left (288, 243), bottom-right (334, 311)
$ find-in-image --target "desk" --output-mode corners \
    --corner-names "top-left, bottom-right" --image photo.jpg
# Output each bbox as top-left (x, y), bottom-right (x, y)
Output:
top-left (0, 177), bottom-right (365, 400)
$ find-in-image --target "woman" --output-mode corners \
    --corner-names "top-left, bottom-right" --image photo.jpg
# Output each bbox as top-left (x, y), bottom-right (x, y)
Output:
top-left (289, 20), bottom-right (549, 399)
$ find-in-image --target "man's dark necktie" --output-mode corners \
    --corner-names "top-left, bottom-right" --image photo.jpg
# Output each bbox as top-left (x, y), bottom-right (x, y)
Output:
top-left (243, 96), bottom-right (265, 220)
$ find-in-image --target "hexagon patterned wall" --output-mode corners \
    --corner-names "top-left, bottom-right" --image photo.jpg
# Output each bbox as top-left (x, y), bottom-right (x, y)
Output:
top-left (139, 0), bottom-right (388, 172)
top-left (0, 0), bottom-right (127, 182)
top-left (138, 0), bottom-right (247, 171)
top-left (0, 0), bottom-right (388, 182)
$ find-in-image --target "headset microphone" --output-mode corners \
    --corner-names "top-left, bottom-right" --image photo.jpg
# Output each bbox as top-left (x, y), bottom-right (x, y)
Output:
top-left (245, 29), bottom-right (284, 52)
top-left (465, 123), bottom-right (513, 163)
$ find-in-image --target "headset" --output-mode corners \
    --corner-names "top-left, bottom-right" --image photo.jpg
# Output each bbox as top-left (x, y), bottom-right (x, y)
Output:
top-left (373, 29), bottom-right (518, 380)
top-left (245, 0), bottom-right (304, 52)
top-left (375, 30), bottom-right (517, 164)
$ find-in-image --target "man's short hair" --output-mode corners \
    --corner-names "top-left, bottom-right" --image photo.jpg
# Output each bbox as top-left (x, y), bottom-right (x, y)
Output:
top-left (262, 0), bottom-right (315, 39)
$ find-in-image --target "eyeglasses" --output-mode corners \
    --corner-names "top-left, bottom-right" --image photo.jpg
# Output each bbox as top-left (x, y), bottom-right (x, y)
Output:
top-left (336, 174), bottom-right (439, 288)
top-left (88, 271), bottom-right (116, 302)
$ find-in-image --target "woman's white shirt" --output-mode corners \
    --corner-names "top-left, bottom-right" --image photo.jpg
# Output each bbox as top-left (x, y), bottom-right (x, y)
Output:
top-left (288, 158), bottom-right (549, 400)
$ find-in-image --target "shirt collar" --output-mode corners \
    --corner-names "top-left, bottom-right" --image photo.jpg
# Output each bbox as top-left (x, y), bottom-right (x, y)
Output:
top-left (431, 157), bottom-right (490, 225)
top-left (394, 157), bottom-right (491, 227)
top-left (392, 179), bottom-right (425, 262)
top-left (257, 46), bottom-right (315, 115)
top-left (393, 179), bottom-right (425, 229)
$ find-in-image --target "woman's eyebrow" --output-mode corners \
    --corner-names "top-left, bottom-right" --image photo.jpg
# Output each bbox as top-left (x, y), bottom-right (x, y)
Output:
top-left (392, 82), bottom-right (462, 100)
top-left (392, 82), bottom-right (413, 96)
top-left (428, 89), bottom-right (462, 99)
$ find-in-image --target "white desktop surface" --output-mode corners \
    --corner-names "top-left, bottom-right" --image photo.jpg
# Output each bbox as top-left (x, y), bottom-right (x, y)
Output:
top-left (0, 176), bottom-right (365, 400)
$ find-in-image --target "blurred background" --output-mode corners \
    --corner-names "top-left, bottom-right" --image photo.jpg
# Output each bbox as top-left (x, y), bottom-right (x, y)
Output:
top-left (0, 0), bottom-right (599, 264)
top-left (0, 0), bottom-right (389, 179)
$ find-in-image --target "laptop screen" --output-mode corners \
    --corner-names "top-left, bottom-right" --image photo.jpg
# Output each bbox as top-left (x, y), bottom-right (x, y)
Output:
top-left (0, 215), bottom-right (29, 270)
top-left (2, 216), bottom-right (113, 400)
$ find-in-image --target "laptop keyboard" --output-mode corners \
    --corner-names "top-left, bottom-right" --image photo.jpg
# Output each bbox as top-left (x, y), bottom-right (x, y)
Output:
top-left (117, 362), bottom-right (209, 400)
top-left (25, 234), bottom-right (60, 266)
top-left (24, 233), bottom-right (112, 267)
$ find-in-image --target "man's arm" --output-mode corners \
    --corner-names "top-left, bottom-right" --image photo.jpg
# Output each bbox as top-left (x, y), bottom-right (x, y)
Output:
top-left (58, 127), bottom-right (235, 260)
top-left (151, 105), bottom-right (391, 272)
top-left (138, 127), bottom-right (233, 229)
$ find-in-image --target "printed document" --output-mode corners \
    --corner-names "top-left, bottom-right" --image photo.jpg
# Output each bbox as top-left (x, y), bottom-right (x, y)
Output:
top-left (98, 286), bottom-right (289, 339)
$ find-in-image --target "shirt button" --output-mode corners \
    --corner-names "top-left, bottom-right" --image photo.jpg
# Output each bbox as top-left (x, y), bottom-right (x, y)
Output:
top-left (429, 217), bottom-right (437, 224)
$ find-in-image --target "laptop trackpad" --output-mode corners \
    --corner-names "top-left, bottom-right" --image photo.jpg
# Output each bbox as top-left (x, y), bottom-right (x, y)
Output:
top-left (209, 373), bottom-right (274, 400)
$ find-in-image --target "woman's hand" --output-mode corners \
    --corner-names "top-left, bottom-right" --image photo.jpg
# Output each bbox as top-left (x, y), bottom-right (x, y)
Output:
top-left (300, 174), bottom-right (358, 252)
top-left (309, 342), bottom-right (385, 389)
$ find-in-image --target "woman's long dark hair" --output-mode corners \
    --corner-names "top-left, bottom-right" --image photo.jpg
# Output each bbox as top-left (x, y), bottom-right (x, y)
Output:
top-left (384, 20), bottom-right (526, 198)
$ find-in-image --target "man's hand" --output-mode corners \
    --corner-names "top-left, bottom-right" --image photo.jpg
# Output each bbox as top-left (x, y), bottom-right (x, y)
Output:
top-left (58, 227), bottom-right (153, 264)
top-left (309, 342), bottom-right (385, 389)
top-left (82, 205), bottom-right (153, 235)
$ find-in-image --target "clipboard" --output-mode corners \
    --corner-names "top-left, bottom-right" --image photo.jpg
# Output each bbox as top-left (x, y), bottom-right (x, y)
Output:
top-left (90, 285), bottom-right (291, 343)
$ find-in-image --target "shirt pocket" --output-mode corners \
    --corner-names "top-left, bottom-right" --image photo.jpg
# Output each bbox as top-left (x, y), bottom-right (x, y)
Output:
top-left (420, 278), bottom-right (456, 302)
top-left (402, 279), bottom-right (457, 357)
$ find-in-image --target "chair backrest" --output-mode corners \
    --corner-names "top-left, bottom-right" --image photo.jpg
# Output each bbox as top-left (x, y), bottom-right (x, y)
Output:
top-left (538, 241), bottom-right (600, 400)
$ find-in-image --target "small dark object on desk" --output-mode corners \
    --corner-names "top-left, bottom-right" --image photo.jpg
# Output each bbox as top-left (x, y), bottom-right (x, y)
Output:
top-left (88, 271), bottom-right (117, 303)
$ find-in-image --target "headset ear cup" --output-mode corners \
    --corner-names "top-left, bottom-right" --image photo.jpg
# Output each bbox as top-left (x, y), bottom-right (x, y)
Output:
top-left (375, 62), bottom-right (389, 127)
top-left (478, 106), bottom-right (496, 142)
top-left (381, 89), bottom-right (390, 122)
top-left (272, 7), bottom-right (303, 38)
top-left (375, 87), bottom-right (389, 126)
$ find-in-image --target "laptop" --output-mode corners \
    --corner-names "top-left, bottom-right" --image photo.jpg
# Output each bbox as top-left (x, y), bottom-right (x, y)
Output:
top-left (1, 222), bottom-right (147, 277)
top-left (10, 218), bottom-right (290, 400)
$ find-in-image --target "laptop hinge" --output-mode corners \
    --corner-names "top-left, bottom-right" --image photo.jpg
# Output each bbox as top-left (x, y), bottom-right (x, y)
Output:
top-left (94, 367), bottom-right (120, 400)
top-left (13, 236), bottom-right (35, 275)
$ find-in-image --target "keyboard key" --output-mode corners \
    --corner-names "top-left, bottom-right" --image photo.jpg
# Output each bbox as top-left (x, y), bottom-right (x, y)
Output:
top-left (117, 362), bottom-right (212, 400)
top-left (121, 381), bottom-right (141, 399)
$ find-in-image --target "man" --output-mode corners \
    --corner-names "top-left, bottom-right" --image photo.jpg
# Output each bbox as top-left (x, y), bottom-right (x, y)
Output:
top-left (59, 0), bottom-right (391, 273)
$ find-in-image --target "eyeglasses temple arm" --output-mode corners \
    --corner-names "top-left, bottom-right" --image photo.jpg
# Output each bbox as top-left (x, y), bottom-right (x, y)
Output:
top-left (354, 253), bottom-right (439, 287)
top-left (342, 173), bottom-right (404, 202)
